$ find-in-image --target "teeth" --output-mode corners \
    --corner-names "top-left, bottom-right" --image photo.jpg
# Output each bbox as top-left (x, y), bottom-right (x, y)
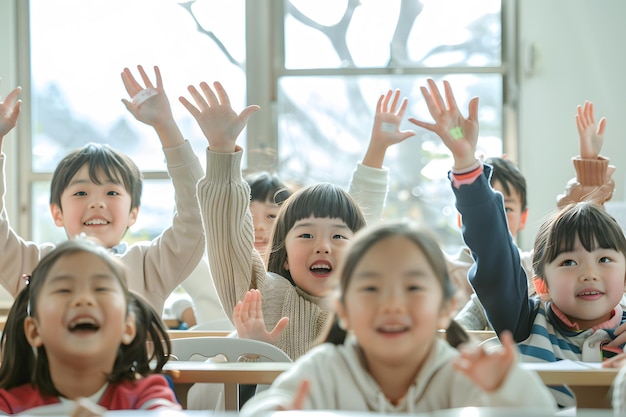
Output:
top-left (580, 291), bottom-right (600, 296)
top-left (85, 219), bottom-right (108, 225)
top-left (311, 264), bottom-right (330, 270)
top-left (70, 318), bottom-right (97, 329)
top-left (380, 324), bottom-right (406, 332)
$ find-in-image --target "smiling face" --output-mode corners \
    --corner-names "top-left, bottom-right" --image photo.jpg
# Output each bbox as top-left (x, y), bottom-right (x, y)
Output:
top-left (50, 164), bottom-right (138, 248)
top-left (24, 250), bottom-right (136, 370)
top-left (336, 235), bottom-right (454, 370)
top-left (249, 199), bottom-right (280, 257)
top-left (283, 216), bottom-right (353, 297)
top-left (543, 235), bottom-right (626, 329)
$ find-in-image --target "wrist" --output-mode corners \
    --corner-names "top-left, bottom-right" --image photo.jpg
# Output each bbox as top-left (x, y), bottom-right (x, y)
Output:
top-left (453, 157), bottom-right (480, 172)
top-left (153, 120), bottom-right (185, 148)
top-left (362, 142), bottom-right (388, 168)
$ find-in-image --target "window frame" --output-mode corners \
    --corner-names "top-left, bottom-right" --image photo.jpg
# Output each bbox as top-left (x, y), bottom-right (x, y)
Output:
top-left (12, 0), bottom-right (518, 240)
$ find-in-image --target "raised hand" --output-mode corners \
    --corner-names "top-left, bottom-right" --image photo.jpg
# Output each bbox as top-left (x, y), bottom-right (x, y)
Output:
top-left (362, 89), bottom-right (416, 168)
top-left (408, 79), bottom-right (479, 171)
top-left (0, 83), bottom-right (22, 144)
top-left (121, 66), bottom-right (175, 130)
top-left (576, 101), bottom-right (606, 159)
top-left (233, 289), bottom-right (289, 345)
top-left (179, 81), bottom-right (259, 153)
top-left (453, 330), bottom-right (517, 392)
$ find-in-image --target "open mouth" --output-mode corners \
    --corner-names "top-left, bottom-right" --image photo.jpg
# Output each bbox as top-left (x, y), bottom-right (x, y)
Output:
top-left (310, 262), bottom-right (332, 276)
top-left (69, 318), bottom-right (100, 332)
top-left (84, 218), bottom-right (109, 226)
top-left (576, 290), bottom-right (604, 300)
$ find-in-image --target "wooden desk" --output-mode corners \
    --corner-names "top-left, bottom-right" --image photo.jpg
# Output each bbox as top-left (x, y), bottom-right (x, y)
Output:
top-left (521, 362), bottom-right (618, 409)
top-left (167, 330), bottom-right (232, 339)
top-left (163, 360), bottom-right (292, 410)
top-left (163, 357), bottom-right (619, 410)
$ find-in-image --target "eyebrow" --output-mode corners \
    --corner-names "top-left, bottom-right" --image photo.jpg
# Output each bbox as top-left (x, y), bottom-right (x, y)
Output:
top-left (68, 178), bottom-right (120, 187)
top-left (46, 273), bottom-right (117, 285)
top-left (292, 222), bottom-right (350, 230)
top-left (354, 269), bottom-right (430, 280)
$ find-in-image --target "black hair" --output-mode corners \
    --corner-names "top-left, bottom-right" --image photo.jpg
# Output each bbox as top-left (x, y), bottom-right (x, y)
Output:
top-left (265, 183), bottom-right (367, 285)
top-left (50, 143), bottom-right (143, 210)
top-left (321, 221), bottom-right (468, 348)
top-left (484, 157), bottom-right (527, 211)
top-left (245, 171), bottom-right (292, 205)
top-left (0, 238), bottom-right (170, 396)
top-left (533, 202), bottom-right (626, 281)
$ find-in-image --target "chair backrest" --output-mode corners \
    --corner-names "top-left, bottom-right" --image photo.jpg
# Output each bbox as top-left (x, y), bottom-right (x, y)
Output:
top-left (169, 337), bottom-right (292, 363)
top-left (479, 335), bottom-right (502, 352)
top-left (187, 318), bottom-right (236, 331)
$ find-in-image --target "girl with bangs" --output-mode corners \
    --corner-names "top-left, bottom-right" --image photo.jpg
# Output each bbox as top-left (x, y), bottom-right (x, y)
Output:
top-left (240, 222), bottom-right (556, 413)
top-left (409, 78), bottom-right (626, 408)
top-left (0, 237), bottom-right (177, 414)
top-left (180, 80), bottom-right (414, 362)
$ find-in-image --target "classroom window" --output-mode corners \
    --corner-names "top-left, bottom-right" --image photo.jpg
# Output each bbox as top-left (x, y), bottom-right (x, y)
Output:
top-left (20, 0), bottom-right (513, 253)
top-left (275, 0), bottom-right (509, 252)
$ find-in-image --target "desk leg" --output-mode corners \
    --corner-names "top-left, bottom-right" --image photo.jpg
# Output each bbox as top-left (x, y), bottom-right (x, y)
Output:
top-left (570, 386), bottom-right (611, 409)
top-left (173, 383), bottom-right (191, 409)
top-left (224, 383), bottom-right (239, 411)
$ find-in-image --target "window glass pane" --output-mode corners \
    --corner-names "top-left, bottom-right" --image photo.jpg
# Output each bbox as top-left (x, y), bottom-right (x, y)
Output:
top-left (277, 74), bottom-right (502, 251)
top-left (29, 0), bottom-right (246, 173)
top-left (285, 0), bottom-right (501, 69)
top-left (32, 179), bottom-right (175, 244)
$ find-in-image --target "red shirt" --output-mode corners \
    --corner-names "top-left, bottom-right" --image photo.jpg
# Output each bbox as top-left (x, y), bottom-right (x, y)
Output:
top-left (0, 374), bottom-right (180, 414)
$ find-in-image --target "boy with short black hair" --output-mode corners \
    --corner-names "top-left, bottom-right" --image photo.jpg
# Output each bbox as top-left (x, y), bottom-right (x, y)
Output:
top-left (0, 66), bottom-right (205, 314)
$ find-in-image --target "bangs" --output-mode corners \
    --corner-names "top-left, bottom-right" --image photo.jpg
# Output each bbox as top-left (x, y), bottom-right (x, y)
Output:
top-left (285, 183), bottom-right (364, 232)
top-left (544, 203), bottom-right (626, 262)
top-left (87, 147), bottom-right (132, 189)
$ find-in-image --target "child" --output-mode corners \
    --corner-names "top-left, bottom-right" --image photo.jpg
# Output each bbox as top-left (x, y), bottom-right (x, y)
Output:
top-left (0, 237), bottom-right (178, 414)
top-left (409, 78), bottom-right (626, 408)
top-left (450, 156), bottom-right (534, 330)
top-left (246, 171), bottom-right (293, 258)
top-left (557, 100), bottom-right (615, 209)
top-left (175, 170), bottom-right (293, 328)
top-left (0, 66), bottom-right (205, 314)
top-left (239, 221), bottom-right (557, 413)
top-left (181, 83), bottom-right (414, 360)
top-left (455, 102), bottom-right (615, 330)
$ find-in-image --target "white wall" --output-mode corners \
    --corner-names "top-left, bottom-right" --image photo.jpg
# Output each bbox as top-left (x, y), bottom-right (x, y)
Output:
top-left (517, 0), bottom-right (626, 249)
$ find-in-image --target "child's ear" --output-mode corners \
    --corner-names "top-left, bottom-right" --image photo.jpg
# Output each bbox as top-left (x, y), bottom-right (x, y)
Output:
top-left (519, 208), bottom-right (529, 231)
top-left (533, 276), bottom-right (551, 301)
top-left (121, 313), bottom-right (137, 346)
top-left (24, 317), bottom-right (43, 348)
top-left (126, 206), bottom-right (140, 228)
top-left (50, 203), bottom-right (65, 227)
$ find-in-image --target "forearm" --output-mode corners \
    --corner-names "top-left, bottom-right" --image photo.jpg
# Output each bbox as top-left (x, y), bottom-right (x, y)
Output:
top-left (348, 162), bottom-right (388, 225)
top-left (153, 118), bottom-right (185, 148)
top-left (452, 165), bottom-right (533, 340)
top-left (141, 141), bottom-right (205, 301)
top-left (198, 148), bottom-right (263, 318)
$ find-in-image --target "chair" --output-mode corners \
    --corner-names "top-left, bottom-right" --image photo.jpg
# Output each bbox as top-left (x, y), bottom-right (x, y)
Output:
top-left (168, 336), bottom-right (292, 410)
top-left (479, 335), bottom-right (502, 351)
top-left (169, 336), bottom-right (290, 362)
top-left (187, 318), bottom-right (235, 332)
